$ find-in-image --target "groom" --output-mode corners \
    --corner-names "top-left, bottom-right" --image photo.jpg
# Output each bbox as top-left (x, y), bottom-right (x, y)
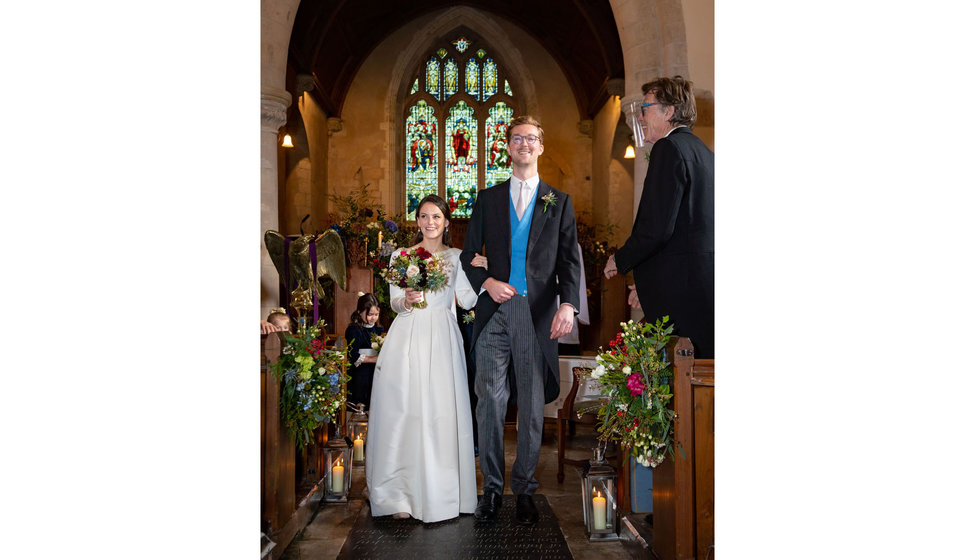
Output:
top-left (461, 115), bottom-right (580, 525)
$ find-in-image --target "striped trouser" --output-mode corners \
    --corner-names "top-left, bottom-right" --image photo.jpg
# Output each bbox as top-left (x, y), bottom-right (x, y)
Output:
top-left (474, 295), bottom-right (546, 496)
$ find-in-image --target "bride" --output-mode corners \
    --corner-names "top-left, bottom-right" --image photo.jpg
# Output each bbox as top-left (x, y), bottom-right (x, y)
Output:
top-left (365, 194), bottom-right (478, 523)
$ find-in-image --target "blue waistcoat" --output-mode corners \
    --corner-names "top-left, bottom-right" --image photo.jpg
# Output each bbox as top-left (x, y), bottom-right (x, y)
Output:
top-left (508, 198), bottom-right (534, 296)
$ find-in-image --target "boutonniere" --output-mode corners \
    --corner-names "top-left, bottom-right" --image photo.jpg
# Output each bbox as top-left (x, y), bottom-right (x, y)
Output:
top-left (541, 192), bottom-right (557, 214)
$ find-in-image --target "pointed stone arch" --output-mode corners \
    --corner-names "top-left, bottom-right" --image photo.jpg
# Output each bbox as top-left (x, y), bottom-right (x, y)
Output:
top-left (381, 6), bottom-right (544, 219)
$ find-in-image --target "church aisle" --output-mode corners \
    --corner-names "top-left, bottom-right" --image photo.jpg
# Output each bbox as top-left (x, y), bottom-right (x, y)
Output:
top-left (278, 424), bottom-right (649, 559)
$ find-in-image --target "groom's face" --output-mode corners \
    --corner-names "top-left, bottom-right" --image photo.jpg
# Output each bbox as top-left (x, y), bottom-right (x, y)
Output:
top-left (506, 123), bottom-right (544, 166)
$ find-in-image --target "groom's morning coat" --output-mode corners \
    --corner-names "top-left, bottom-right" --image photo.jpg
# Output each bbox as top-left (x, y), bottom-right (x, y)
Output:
top-left (461, 180), bottom-right (580, 404)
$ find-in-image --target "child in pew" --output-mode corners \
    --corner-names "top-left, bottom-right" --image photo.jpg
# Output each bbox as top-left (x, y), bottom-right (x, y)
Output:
top-left (261, 307), bottom-right (293, 334)
top-left (344, 293), bottom-right (384, 410)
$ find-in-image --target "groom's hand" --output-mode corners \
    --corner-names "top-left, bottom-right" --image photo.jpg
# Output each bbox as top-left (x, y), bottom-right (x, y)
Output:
top-left (482, 278), bottom-right (517, 303)
top-left (550, 304), bottom-right (575, 339)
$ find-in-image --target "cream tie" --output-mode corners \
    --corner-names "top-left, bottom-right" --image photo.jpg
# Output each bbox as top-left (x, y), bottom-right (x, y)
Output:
top-left (516, 181), bottom-right (529, 219)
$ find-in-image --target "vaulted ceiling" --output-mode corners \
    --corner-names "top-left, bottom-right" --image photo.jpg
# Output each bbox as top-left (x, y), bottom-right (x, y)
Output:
top-left (288, 0), bottom-right (625, 120)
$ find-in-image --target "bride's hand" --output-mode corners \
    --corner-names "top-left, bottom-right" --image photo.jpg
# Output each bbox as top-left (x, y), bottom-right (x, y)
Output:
top-left (404, 288), bottom-right (423, 305)
top-left (470, 253), bottom-right (488, 269)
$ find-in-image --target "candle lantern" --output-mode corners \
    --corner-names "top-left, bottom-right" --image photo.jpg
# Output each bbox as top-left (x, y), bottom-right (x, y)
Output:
top-left (346, 403), bottom-right (369, 466)
top-left (322, 424), bottom-right (352, 503)
top-left (581, 445), bottom-right (619, 541)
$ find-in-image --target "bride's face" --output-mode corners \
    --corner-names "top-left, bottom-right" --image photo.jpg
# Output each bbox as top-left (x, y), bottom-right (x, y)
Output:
top-left (417, 202), bottom-right (445, 241)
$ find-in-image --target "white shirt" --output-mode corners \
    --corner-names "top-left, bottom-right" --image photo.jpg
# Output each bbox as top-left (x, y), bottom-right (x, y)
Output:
top-left (509, 175), bottom-right (540, 215)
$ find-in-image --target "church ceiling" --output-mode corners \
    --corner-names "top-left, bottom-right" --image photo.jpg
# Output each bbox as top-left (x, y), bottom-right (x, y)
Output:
top-left (288, 0), bottom-right (625, 120)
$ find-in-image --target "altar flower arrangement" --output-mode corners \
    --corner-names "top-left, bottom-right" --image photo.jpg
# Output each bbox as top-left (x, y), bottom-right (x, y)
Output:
top-left (380, 246), bottom-right (450, 308)
top-left (576, 316), bottom-right (678, 468)
top-left (271, 320), bottom-right (350, 448)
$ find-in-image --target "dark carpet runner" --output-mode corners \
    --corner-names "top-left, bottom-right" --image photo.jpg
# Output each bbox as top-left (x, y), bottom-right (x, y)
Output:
top-left (337, 494), bottom-right (574, 559)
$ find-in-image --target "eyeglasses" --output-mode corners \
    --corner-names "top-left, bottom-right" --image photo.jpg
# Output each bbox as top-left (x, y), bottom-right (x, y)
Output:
top-left (510, 134), bottom-right (540, 145)
top-left (640, 102), bottom-right (664, 116)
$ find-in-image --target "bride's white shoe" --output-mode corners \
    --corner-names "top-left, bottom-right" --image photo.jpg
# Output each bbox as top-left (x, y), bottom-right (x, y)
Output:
top-left (392, 512), bottom-right (411, 520)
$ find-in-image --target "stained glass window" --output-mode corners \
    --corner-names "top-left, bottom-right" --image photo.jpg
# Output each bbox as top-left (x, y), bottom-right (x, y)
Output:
top-left (464, 58), bottom-right (480, 98)
top-left (486, 102), bottom-right (514, 188)
top-left (483, 58), bottom-right (498, 101)
top-left (405, 100), bottom-right (439, 216)
top-left (405, 36), bottom-right (519, 220)
top-left (425, 56), bottom-right (440, 100)
top-left (445, 101), bottom-right (477, 218)
top-left (444, 59), bottom-right (458, 98)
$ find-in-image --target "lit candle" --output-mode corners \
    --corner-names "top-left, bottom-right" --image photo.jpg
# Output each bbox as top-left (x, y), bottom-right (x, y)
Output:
top-left (353, 436), bottom-right (364, 461)
top-left (378, 230), bottom-right (383, 248)
top-left (592, 490), bottom-right (606, 530)
top-left (332, 460), bottom-right (344, 493)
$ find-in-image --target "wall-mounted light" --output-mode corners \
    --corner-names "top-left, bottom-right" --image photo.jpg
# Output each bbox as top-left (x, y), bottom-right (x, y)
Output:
top-left (281, 133), bottom-right (294, 148)
top-left (624, 145), bottom-right (635, 159)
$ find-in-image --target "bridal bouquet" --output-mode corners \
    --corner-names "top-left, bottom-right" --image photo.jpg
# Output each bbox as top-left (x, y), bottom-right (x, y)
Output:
top-left (577, 316), bottom-right (678, 468)
top-left (271, 320), bottom-right (350, 448)
top-left (380, 246), bottom-right (450, 308)
top-left (370, 332), bottom-right (386, 352)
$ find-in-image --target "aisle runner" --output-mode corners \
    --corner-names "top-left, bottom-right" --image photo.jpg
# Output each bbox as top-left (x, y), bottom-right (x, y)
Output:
top-left (337, 494), bottom-right (574, 559)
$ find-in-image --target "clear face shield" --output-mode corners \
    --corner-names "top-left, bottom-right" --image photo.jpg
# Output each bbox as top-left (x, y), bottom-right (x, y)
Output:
top-left (626, 100), bottom-right (646, 149)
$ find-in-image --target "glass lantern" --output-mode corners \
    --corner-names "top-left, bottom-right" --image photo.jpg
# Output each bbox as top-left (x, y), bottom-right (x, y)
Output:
top-left (346, 403), bottom-right (369, 466)
top-left (581, 445), bottom-right (619, 541)
top-left (322, 424), bottom-right (352, 503)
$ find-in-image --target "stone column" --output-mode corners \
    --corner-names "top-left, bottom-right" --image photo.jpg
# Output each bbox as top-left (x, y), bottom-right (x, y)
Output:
top-left (261, 86), bottom-right (292, 316)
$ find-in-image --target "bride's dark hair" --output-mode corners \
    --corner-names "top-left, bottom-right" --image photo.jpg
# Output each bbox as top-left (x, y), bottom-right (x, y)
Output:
top-left (411, 194), bottom-right (452, 246)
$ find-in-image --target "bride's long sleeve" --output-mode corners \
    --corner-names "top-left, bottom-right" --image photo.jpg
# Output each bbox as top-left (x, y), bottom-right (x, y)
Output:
top-left (388, 251), bottom-right (414, 315)
top-left (454, 254), bottom-right (478, 310)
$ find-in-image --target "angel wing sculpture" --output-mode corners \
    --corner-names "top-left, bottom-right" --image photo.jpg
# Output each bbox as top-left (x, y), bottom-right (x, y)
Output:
top-left (264, 229), bottom-right (348, 298)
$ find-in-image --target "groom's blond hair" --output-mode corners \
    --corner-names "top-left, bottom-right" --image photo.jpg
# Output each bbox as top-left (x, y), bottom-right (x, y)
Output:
top-left (506, 115), bottom-right (544, 144)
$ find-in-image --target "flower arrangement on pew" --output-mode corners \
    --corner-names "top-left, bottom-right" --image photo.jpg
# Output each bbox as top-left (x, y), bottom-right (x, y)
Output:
top-left (576, 316), bottom-right (678, 468)
top-left (270, 320), bottom-right (350, 449)
top-left (380, 246), bottom-right (450, 309)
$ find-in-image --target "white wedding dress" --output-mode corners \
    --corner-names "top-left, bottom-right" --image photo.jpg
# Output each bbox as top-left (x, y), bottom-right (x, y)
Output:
top-left (365, 248), bottom-right (478, 523)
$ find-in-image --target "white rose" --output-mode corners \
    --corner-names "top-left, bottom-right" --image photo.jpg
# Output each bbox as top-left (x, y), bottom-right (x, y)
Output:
top-left (318, 367), bottom-right (326, 375)
top-left (622, 366), bottom-right (631, 375)
top-left (371, 342), bottom-right (379, 350)
top-left (406, 264), bottom-right (420, 277)
top-left (591, 365), bottom-right (606, 379)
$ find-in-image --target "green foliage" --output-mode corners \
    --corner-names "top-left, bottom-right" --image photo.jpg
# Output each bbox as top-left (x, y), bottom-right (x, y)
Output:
top-left (270, 320), bottom-right (350, 449)
top-left (577, 316), bottom-right (679, 468)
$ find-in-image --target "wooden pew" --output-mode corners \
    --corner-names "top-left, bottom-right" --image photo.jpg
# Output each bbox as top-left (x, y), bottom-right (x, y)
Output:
top-left (650, 336), bottom-right (714, 560)
top-left (261, 331), bottom-right (343, 560)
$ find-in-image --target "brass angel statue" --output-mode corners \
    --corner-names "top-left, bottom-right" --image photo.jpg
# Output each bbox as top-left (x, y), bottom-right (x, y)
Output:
top-left (264, 229), bottom-right (348, 311)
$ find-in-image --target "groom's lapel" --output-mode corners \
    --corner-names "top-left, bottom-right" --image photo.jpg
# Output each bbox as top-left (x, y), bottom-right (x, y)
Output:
top-left (494, 184), bottom-right (512, 256)
top-left (527, 181), bottom-right (552, 251)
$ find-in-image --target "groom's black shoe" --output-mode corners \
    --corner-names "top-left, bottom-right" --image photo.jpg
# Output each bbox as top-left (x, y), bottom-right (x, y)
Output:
top-left (515, 494), bottom-right (539, 525)
top-left (473, 491), bottom-right (502, 521)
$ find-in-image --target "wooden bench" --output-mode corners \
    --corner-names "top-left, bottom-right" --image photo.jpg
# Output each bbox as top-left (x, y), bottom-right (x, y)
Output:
top-left (650, 336), bottom-right (714, 560)
top-left (260, 331), bottom-right (346, 560)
